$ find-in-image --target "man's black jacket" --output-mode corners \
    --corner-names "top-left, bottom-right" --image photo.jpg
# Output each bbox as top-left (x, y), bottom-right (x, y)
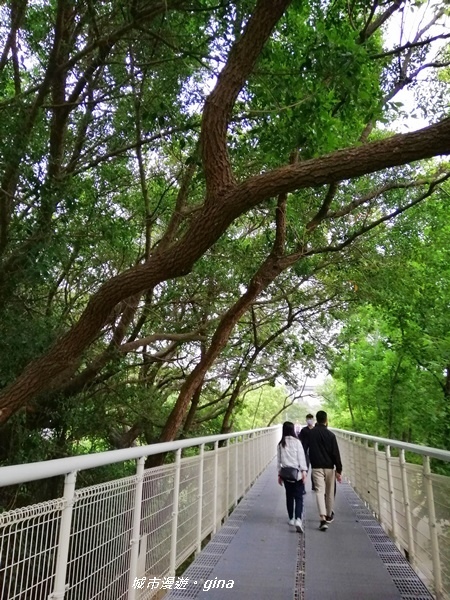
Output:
top-left (306, 423), bottom-right (342, 473)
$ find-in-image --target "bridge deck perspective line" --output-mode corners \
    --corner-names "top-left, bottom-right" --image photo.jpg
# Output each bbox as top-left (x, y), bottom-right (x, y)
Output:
top-left (165, 459), bottom-right (434, 600)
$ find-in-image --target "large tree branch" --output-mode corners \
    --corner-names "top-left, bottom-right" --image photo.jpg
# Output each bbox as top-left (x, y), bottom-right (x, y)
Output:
top-left (1, 117), bottom-right (450, 421)
top-left (120, 332), bottom-right (207, 353)
top-left (358, 0), bottom-right (404, 43)
top-left (304, 172), bottom-right (450, 257)
top-left (234, 118), bottom-right (450, 204)
top-left (371, 32), bottom-right (450, 60)
top-left (0, 0), bottom-right (67, 257)
top-left (325, 176), bottom-right (441, 219)
top-left (201, 0), bottom-right (292, 196)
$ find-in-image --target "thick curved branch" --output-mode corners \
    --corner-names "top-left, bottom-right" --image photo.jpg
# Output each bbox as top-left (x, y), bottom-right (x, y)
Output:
top-left (120, 332), bottom-right (207, 353)
top-left (201, 0), bottom-right (291, 196)
top-left (371, 32), bottom-right (450, 60)
top-left (306, 182), bottom-right (339, 231)
top-left (325, 177), bottom-right (438, 219)
top-left (304, 172), bottom-right (450, 257)
top-left (358, 0), bottom-right (404, 43)
top-left (1, 117), bottom-right (450, 421)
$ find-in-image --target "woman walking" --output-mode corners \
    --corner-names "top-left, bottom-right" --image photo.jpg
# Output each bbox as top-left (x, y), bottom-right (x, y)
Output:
top-left (277, 421), bottom-right (308, 533)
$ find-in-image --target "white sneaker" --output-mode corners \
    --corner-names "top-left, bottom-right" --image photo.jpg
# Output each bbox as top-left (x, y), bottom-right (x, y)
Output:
top-left (288, 518), bottom-right (295, 526)
top-left (295, 518), bottom-right (304, 533)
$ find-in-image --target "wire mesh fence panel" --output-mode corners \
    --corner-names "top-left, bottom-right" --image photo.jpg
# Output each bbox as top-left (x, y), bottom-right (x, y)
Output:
top-left (365, 447), bottom-right (379, 515)
top-left (431, 471), bottom-right (450, 598)
top-left (353, 442), bottom-right (364, 497)
top-left (404, 465), bottom-right (434, 591)
top-left (140, 466), bottom-right (175, 583)
top-left (0, 499), bottom-right (62, 600)
top-left (201, 453), bottom-right (215, 539)
top-left (388, 458), bottom-right (408, 549)
top-left (0, 427), bottom-right (279, 600)
top-left (176, 456), bottom-right (201, 565)
top-left (360, 445), bottom-right (371, 504)
top-left (334, 430), bottom-right (450, 600)
top-left (377, 452), bottom-right (393, 534)
top-left (227, 443), bottom-right (237, 508)
top-left (66, 475), bottom-right (136, 600)
top-left (216, 447), bottom-right (229, 523)
top-left (238, 439), bottom-right (246, 499)
top-left (343, 440), bottom-right (355, 483)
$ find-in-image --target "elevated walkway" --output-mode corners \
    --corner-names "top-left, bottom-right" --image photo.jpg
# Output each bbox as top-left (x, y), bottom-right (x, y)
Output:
top-left (167, 460), bottom-right (433, 600)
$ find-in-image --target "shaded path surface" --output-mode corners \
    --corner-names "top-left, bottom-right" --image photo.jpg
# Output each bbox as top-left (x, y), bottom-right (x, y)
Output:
top-left (166, 460), bottom-right (433, 599)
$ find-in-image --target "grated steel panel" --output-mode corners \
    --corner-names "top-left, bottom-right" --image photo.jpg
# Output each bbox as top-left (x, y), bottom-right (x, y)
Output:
top-left (380, 553), bottom-right (410, 565)
top-left (211, 533), bottom-right (236, 543)
top-left (180, 565), bottom-right (214, 579)
top-left (219, 525), bottom-right (240, 533)
top-left (202, 541), bottom-right (229, 553)
top-left (391, 578), bottom-right (434, 596)
top-left (166, 578), bottom-right (211, 599)
top-left (373, 541), bottom-right (400, 552)
top-left (357, 517), bottom-right (379, 522)
top-left (227, 513), bottom-right (247, 521)
top-left (367, 532), bottom-right (394, 540)
top-left (387, 566), bottom-right (426, 578)
top-left (342, 482), bottom-right (434, 599)
top-left (193, 553), bottom-right (226, 567)
top-left (294, 517), bottom-right (305, 600)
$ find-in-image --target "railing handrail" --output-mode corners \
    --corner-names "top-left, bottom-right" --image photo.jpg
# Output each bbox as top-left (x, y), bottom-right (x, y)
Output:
top-left (331, 427), bottom-right (450, 463)
top-left (0, 426), bottom-right (279, 488)
top-left (2, 425), bottom-right (448, 489)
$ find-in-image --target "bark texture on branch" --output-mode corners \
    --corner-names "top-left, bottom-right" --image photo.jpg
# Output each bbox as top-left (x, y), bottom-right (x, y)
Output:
top-left (1, 0), bottom-right (450, 430)
top-left (201, 0), bottom-right (292, 196)
top-left (0, 117), bottom-right (450, 423)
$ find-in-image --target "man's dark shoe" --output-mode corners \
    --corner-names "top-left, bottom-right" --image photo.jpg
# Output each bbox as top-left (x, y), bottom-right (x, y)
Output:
top-left (319, 520), bottom-right (328, 531)
top-left (326, 512), bottom-right (334, 523)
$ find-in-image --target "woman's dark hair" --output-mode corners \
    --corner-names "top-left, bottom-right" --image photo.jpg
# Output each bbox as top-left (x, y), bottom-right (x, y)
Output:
top-left (279, 421), bottom-right (297, 447)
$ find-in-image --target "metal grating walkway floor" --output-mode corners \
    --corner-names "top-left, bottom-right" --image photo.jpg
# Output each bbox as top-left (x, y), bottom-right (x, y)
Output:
top-left (165, 460), bottom-right (434, 599)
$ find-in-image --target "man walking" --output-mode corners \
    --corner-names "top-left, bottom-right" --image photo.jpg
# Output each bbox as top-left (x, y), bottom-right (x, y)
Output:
top-left (308, 410), bottom-right (342, 531)
top-left (299, 413), bottom-right (316, 491)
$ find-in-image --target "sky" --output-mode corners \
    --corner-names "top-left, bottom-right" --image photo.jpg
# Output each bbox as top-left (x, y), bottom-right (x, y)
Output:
top-left (384, 0), bottom-right (449, 132)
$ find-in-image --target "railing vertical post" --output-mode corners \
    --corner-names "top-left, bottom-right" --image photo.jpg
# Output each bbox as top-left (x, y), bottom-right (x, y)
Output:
top-left (169, 449), bottom-right (182, 577)
top-left (225, 440), bottom-right (230, 516)
top-left (353, 437), bottom-right (360, 493)
top-left (423, 456), bottom-right (443, 598)
top-left (245, 435), bottom-right (249, 491)
top-left (349, 435), bottom-right (356, 484)
top-left (256, 433), bottom-right (259, 473)
top-left (128, 457), bottom-right (145, 600)
top-left (248, 433), bottom-right (252, 484)
top-left (196, 444), bottom-right (205, 555)
top-left (49, 471), bottom-right (77, 600)
top-left (248, 434), bottom-right (251, 488)
top-left (212, 441), bottom-right (219, 533)
top-left (362, 439), bottom-right (369, 504)
top-left (254, 433), bottom-right (258, 478)
top-left (235, 437), bottom-right (239, 507)
top-left (255, 432), bottom-right (259, 476)
top-left (374, 443), bottom-right (383, 522)
top-left (385, 445), bottom-right (398, 543)
top-left (256, 432), bottom-right (264, 475)
top-left (399, 450), bottom-right (415, 567)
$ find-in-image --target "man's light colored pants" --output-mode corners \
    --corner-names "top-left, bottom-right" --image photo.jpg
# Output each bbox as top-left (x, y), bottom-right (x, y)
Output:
top-left (312, 468), bottom-right (335, 518)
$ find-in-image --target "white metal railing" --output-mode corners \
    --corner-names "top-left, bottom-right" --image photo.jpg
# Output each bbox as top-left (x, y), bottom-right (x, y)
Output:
top-left (0, 427), bottom-right (279, 600)
top-left (333, 428), bottom-right (450, 600)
